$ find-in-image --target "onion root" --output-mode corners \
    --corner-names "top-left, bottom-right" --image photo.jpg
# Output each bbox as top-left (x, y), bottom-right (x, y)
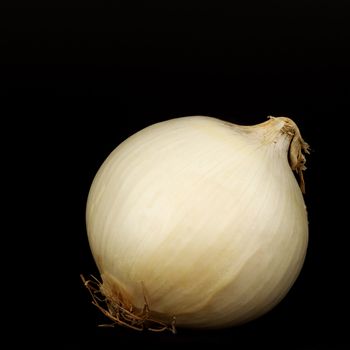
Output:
top-left (80, 274), bottom-right (176, 333)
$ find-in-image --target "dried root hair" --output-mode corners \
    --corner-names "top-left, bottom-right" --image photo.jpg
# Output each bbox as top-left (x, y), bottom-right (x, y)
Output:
top-left (80, 274), bottom-right (176, 333)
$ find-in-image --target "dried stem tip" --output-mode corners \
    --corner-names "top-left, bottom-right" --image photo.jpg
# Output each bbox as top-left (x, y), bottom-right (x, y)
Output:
top-left (273, 117), bottom-right (310, 193)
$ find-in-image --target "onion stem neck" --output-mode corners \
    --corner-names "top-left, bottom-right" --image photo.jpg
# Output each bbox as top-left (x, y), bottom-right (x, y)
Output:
top-left (267, 116), bottom-right (310, 193)
top-left (238, 116), bottom-right (309, 192)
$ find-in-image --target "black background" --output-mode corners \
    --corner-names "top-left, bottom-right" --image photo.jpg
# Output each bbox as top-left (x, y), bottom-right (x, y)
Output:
top-left (2, 1), bottom-right (349, 348)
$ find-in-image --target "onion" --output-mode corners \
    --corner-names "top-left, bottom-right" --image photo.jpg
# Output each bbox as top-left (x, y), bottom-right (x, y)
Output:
top-left (84, 116), bottom-right (309, 331)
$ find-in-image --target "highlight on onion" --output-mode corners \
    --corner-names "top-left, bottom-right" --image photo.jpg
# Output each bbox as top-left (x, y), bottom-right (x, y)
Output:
top-left (82, 115), bottom-right (310, 332)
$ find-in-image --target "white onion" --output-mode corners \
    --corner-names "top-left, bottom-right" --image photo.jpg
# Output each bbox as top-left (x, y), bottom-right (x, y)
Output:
top-left (85, 116), bottom-right (309, 331)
